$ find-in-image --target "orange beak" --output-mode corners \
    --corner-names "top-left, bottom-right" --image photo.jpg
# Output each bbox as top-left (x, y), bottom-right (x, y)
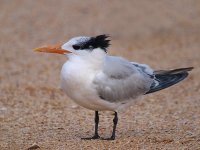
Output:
top-left (33, 44), bottom-right (70, 55)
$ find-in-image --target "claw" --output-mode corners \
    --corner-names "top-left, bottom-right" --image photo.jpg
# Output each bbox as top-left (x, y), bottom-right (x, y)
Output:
top-left (100, 136), bottom-right (115, 140)
top-left (81, 134), bottom-right (100, 140)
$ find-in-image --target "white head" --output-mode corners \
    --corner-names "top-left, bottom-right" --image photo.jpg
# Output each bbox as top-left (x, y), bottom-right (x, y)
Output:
top-left (34, 35), bottom-right (110, 56)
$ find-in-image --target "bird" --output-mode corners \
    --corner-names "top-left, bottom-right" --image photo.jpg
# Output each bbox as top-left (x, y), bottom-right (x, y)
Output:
top-left (34, 34), bottom-right (193, 140)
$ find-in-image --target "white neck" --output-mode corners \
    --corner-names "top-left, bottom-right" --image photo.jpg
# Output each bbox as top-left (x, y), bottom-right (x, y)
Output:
top-left (66, 48), bottom-right (107, 70)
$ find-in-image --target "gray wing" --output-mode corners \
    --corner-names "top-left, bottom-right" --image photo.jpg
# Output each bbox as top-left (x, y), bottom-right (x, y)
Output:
top-left (93, 56), bottom-right (154, 102)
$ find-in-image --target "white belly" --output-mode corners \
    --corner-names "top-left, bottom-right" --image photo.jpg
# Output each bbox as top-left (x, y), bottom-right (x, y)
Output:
top-left (60, 61), bottom-right (118, 111)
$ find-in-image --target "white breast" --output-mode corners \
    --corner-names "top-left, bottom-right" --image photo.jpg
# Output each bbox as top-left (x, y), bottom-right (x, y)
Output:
top-left (61, 60), bottom-right (94, 106)
top-left (60, 54), bottom-right (118, 111)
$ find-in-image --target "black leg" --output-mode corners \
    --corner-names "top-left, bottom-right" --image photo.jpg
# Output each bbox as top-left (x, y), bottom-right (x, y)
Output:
top-left (94, 111), bottom-right (100, 138)
top-left (102, 111), bottom-right (118, 140)
top-left (110, 111), bottom-right (118, 140)
top-left (81, 111), bottom-right (100, 140)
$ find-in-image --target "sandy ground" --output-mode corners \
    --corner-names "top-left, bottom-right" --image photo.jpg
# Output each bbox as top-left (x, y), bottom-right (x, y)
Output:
top-left (0, 0), bottom-right (200, 150)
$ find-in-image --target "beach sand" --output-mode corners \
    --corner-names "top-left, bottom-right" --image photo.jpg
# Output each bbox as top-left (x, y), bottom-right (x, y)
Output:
top-left (0, 1), bottom-right (200, 149)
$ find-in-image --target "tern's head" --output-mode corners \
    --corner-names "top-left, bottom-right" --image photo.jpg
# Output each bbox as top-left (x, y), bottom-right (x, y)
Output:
top-left (34, 34), bottom-right (110, 56)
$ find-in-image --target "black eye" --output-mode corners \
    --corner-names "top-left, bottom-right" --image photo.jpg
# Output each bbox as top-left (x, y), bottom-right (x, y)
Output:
top-left (89, 45), bottom-right (93, 49)
top-left (72, 45), bottom-right (80, 50)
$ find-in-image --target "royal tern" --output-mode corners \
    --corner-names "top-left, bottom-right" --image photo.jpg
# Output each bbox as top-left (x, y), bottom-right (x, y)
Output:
top-left (34, 34), bottom-right (193, 140)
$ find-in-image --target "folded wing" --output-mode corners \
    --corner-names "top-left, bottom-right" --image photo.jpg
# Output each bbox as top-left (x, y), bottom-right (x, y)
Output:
top-left (93, 56), bottom-right (154, 102)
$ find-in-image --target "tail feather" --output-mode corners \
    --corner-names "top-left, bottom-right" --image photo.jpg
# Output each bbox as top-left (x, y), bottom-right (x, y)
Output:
top-left (146, 67), bottom-right (193, 94)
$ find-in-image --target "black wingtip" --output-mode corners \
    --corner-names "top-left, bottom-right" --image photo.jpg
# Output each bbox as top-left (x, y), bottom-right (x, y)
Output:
top-left (185, 67), bottom-right (194, 71)
top-left (146, 67), bottom-right (193, 94)
top-left (154, 67), bottom-right (194, 75)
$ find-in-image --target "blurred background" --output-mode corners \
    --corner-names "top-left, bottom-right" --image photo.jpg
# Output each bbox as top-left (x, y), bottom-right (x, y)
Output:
top-left (0, 0), bottom-right (200, 149)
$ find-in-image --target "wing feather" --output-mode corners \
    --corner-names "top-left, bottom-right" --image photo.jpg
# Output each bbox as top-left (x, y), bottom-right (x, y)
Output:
top-left (93, 56), bottom-right (153, 102)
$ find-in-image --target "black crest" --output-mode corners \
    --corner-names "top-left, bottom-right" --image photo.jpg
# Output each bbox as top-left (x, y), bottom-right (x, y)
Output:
top-left (91, 34), bottom-right (110, 50)
top-left (74, 34), bottom-right (110, 52)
